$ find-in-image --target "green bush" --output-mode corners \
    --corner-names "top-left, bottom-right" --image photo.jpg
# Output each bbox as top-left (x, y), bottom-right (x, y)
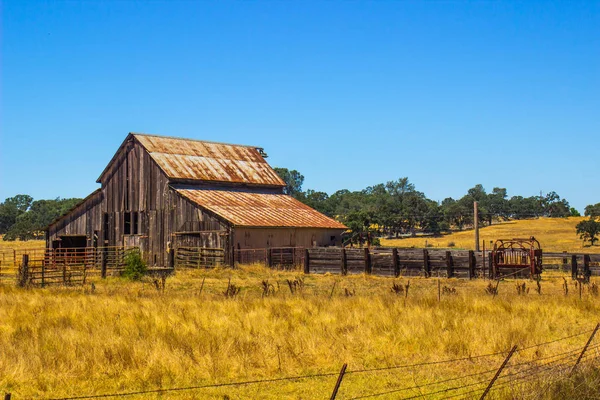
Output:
top-left (123, 250), bottom-right (147, 280)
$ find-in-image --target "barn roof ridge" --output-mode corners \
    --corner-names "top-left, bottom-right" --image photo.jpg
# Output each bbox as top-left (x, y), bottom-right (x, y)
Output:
top-left (97, 132), bottom-right (285, 187)
top-left (129, 132), bottom-right (265, 151)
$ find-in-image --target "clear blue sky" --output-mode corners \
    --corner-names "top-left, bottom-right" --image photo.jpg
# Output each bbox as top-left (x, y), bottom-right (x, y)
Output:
top-left (1, 1), bottom-right (598, 212)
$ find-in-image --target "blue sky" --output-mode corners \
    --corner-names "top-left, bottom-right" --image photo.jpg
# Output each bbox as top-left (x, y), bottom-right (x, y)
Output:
top-left (1, 1), bottom-right (598, 211)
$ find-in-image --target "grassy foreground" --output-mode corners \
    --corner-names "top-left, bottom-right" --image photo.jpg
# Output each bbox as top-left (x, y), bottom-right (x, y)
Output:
top-left (381, 217), bottom-right (600, 253)
top-left (1, 266), bottom-right (599, 399)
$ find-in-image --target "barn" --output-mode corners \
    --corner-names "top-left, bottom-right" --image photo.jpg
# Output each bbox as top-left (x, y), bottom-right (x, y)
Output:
top-left (45, 133), bottom-right (346, 267)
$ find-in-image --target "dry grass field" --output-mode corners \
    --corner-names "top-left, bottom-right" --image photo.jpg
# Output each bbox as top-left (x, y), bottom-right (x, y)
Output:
top-left (1, 266), bottom-right (600, 399)
top-left (0, 236), bottom-right (45, 251)
top-left (381, 217), bottom-right (600, 253)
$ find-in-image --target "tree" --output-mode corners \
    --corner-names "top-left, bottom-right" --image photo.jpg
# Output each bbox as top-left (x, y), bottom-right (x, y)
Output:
top-left (0, 194), bottom-right (33, 234)
top-left (585, 203), bottom-right (600, 218)
top-left (569, 208), bottom-right (581, 217)
top-left (576, 218), bottom-right (600, 246)
top-left (3, 197), bottom-right (81, 241)
top-left (542, 192), bottom-right (570, 217)
top-left (273, 167), bottom-right (304, 196)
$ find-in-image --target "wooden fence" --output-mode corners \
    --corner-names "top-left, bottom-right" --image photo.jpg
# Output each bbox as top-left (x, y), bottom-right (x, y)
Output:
top-left (233, 247), bottom-right (305, 269)
top-left (303, 248), bottom-right (600, 279)
top-left (3, 246), bottom-right (600, 287)
top-left (174, 247), bottom-right (225, 268)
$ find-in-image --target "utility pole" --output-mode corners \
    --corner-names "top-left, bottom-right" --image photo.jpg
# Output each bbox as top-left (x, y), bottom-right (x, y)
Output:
top-left (474, 201), bottom-right (480, 251)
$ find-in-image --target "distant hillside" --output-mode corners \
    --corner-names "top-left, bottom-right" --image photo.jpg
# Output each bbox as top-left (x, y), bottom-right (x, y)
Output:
top-left (380, 217), bottom-right (600, 253)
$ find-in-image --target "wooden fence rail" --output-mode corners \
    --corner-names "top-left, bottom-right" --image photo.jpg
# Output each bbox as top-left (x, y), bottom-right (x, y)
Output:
top-left (6, 246), bottom-right (136, 286)
top-left (2, 246), bottom-right (600, 286)
top-left (303, 248), bottom-right (600, 279)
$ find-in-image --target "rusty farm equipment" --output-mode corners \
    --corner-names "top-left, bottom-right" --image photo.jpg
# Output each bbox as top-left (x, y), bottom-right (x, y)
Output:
top-left (491, 237), bottom-right (543, 278)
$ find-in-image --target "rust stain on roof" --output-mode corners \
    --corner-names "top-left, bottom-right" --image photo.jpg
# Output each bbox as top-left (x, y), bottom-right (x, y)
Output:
top-left (134, 133), bottom-right (285, 187)
top-left (175, 187), bottom-right (347, 229)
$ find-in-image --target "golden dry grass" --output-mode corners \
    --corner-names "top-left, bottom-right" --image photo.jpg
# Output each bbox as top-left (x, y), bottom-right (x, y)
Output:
top-left (0, 236), bottom-right (45, 251)
top-left (381, 217), bottom-right (600, 253)
top-left (1, 266), bottom-right (599, 399)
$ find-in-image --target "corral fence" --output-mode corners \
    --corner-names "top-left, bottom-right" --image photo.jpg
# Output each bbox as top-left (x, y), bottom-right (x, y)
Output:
top-left (233, 247), bottom-right (305, 269)
top-left (3, 247), bottom-right (136, 287)
top-left (3, 246), bottom-right (600, 287)
top-left (172, 247), bottom-right (304, 269)
top-left (174, 246), bottom-right (225, 268)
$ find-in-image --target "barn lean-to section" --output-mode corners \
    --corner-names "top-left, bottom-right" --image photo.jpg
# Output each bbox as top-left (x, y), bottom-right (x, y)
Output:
top-left (46, 132), bottom-right (347, 267)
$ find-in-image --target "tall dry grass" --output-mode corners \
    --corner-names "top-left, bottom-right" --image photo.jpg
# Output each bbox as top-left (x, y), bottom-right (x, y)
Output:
top-left (381, 217), bottom-right (600, 253)
top-left (1, 266), bottom-right (599, 399)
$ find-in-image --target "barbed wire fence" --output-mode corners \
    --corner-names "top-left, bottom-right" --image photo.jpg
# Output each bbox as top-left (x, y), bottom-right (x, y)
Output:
top-left (4, 324), bottom-right (598, 400)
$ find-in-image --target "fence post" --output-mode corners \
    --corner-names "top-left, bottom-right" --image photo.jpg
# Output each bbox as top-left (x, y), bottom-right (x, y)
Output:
top-left (364, 248), bottom-right (371, 274)
top-left (583, 255), bottom-right (591, 282)
top-left (168, 248), bottom-right (175, 269)
top-left (101, 248), bottom-right (107, 279)
top-left (303, 248), bottom-right (310, 274)
top-left (329, 363), bottom-right (348, 400)
top-left (18, 254), bottom-right (29, 287)
top-left (479, 345), bottom-right (517, 400)
top-left (393, 248), bottom-right (400, 277)
top-left (341, 248), bottom-right (347, 275)
top-left (41, 261), bottom-right (45, 288)
top-left (468, 250), bottom-right (476, 279)
top-left (488, 252), bottom-right (493, 279)
top-left (562, 251), bottom-right (568, 272)
top-left (571, 255), bottom-right (578, 280)
top-left (423, 249), bottom-right (430, 278)
top-left (571, 323), bottom-right (600, 374)
top-left (5, 393), bottom-right (11, 400)
top-left (267, 248), bottom-right (273, 268)
top-left (446, 251), bottom-right (454, 278)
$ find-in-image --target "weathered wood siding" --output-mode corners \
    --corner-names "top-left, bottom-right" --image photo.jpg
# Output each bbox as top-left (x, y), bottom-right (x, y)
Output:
top-left (47, 190), bottom-right (104, 246)
top-left (98, 139), bottom-right (229, 266)
top-left (233, 227), bottom-right (344, 249)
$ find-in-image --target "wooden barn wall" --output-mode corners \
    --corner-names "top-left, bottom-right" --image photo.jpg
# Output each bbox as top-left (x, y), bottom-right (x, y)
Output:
top-left (99, 140), bottom-right (229, 266)
top-left (234, 227), bottom-right (344, 249)
top-left (167, 191), bottom-right (229, 256)
top-left (47, 191), bottom-right (104, 246)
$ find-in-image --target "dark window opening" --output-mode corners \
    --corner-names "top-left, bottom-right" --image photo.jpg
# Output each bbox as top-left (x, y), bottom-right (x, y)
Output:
top-left (330, 236), bottom-right (336, 241)
top-left (124, 211), bottom-right (140, 235)
top-left (124, 212), bottom-right (131, 235)
top-left (103, 213), bottom-right (110, 242)
top-left (59, 235), bottom-right (87, 249)
top-left (133, 212), bottom-right (139, 235)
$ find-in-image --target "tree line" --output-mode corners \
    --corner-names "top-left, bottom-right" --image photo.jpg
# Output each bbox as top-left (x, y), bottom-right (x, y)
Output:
top-left (1, 175), bottom-right (598, 246)
top-left (274, 167), bottom-right (593, 241)
top-left (0, 195), bottom-right (82, 241)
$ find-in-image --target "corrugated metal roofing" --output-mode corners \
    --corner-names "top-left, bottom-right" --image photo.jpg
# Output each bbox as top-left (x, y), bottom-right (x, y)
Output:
top-left (133, 133), bottom-right (285, 186)
top-left (175, 187), bottom-right (347, 229)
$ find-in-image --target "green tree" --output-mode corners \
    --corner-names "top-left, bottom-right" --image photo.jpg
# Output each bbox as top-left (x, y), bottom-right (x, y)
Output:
top-left (0, 194), bottom-right (33, 234)
top-left (576, 218), bottom-right (600, 246)
top-left (3, 197), bottom-right (81, 241)
top-left (273, 167), bottom-right (305, 196)
top-left (570, 207), bottom-right (581, 217)
top-left (585, 203), bottom-right (600, 218)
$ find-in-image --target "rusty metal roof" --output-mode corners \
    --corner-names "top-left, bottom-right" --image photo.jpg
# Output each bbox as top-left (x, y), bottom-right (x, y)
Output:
top-left (174, 187), bottom-right (347, 229)
top-left (133, 133), bottom-right (285, 186)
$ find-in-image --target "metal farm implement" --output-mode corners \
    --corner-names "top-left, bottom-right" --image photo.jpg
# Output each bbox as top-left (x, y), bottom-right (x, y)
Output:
top-left (491, 237), bottom-right (543, 278)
